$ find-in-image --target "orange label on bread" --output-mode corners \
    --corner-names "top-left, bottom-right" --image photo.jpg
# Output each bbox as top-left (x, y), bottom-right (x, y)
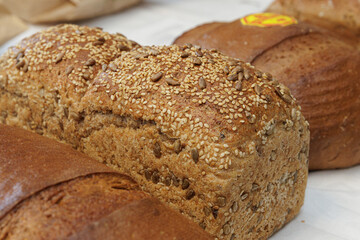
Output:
top-left (240, 13), bottom-right (297, 27)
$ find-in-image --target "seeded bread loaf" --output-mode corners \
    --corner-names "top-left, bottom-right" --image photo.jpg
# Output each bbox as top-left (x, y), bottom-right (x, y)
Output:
top-left (174, 16), bottom-right (360, 170)
top-left (0, 25), bottom-right (310, 239)
top-left (267, 0), bottom-right (360, 41)
top-left (0, 124), bottom-right (212, 240)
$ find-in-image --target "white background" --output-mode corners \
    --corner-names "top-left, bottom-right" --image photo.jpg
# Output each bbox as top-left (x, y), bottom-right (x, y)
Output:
top-left (1, 0), bottom-right (359, 239)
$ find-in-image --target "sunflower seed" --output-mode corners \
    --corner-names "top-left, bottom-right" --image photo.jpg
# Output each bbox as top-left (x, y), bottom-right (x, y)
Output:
top-left (165, 78), bottom-right (180, 86)
top-left (182, 178), bottom-right (190, 190)
top-left (241, 192), bottom-right (249, 200)
top-left (153, 142), bottom-right (162, 158)
top-left (193, 57), bottom-right (202, 65)
top-left (195, 50), bottom-right (203, 57)
top-left (216, 196), bottom-right (226, 207)
top-left (144, 169), bottom-right (152, 180)
top-left (15, 59), bottom-right (25, 69)
top-left (254, 84), bottom-right (262, 95)
top-left (82, 71), bottom-right (90, 80)
top-left (191, 148), bottom-right (199, 163)
top-left (244, 68), bottom-right (250, 79)
top-left (151, 170), bottom-right (160, 184)
top-left (117, 44), bottom-right (130, 51)
top-left (151, 72), bottom-right (163, 82)
top-left (227, 73), bottom-right (238, 81)
top-left (231, 201), bottom-right (239, 213)
top-left (235, 81), bottom-right (242, 91)
top-left (204, 206), bottom-right (211, 216)
top-left (199, 77), bottom-right (207, 89)
top-left (223, 224), bottom-right (231, 235)
top-left (65, 66), bottom-right (74, 75)
top-left (174, 139), bottom-right (182, 154)
top-left (164, 176), bottom-right (171, 186)
top-left (85, 58), bottom-right (96, 66)
top-left (186, 189), bottom-right (195, 200)
top-left (181, 52), bottom-right (190, 58)
top-left (55, 52), bottom-right (65, 63)
top-left (22, 60), bottom-right (29, 72)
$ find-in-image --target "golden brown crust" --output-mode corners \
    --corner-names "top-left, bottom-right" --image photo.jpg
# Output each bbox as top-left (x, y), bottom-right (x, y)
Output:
top-left (174, 18), bottom-right (360, 170)
top-left (0, 25), bottom-right (310, 239)
top-left (84, 44), bottom-right (303, 171)
top-left (0, 24), bottom-right (138, 145)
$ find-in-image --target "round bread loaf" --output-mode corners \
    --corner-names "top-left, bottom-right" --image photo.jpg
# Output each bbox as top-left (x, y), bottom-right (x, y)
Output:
top-left (174, 16), bottom-right (360, 170)
top-left (0, 25), bottom-right (310, 239)
top-left (0, 124), bottom-right (212, 240)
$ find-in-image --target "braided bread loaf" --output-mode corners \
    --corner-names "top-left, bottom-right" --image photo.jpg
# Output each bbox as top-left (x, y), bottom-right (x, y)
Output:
top-left (0, 25), bottom-right (310, 239)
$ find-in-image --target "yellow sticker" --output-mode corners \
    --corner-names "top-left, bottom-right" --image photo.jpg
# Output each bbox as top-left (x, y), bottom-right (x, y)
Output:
top-left (240, 13), bottom-right (297, 27)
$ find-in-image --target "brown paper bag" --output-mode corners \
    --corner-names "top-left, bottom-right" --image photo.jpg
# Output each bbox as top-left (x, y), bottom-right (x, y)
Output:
top-left (2, 0), bottom-right (141, 23)
top-left (0, 5), bottom-right (27, 45)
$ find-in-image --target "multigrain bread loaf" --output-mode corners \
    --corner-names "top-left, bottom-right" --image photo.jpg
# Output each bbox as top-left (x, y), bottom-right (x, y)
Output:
top-left (0, 25), bottom-right (310, 239)
top-left (267, 0), bottom-right (360, 40)
top-left (0, 124), bottom-right (212, 240)
top-left (174, 16), bottom-right (360, 170)
top-left (0, 24), bottom-right (138, 146)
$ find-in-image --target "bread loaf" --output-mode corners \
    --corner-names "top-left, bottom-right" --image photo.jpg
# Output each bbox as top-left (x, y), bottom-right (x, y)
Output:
top-left (0, 25), bottom-right (310, 239)
top-left (266, 0), bottom-right (360, 41)
top-left (0, 124), bottom-right (212, 240)
top-left (174, 15), bottom-right (360, 170)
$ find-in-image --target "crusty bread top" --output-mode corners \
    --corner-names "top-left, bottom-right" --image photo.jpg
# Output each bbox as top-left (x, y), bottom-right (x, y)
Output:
top-left (0, 24), bottom-right (137, 103)
top-left (175, 20), bottom-right (316, 62)
top-left (267, 0), bottom-right (360, 35)
top-left (82, 44), bottom-right (307, 172)
top-left (0, 123), bottom-right (120, 219)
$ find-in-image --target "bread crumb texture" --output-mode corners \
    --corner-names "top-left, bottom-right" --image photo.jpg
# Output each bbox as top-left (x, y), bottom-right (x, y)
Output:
top-left (0, 24), bottom-right (310, 240)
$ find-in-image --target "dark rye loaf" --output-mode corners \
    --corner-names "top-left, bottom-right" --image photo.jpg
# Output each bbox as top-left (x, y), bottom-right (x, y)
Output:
top-left (174, 17), bottom-right (360, 170)
top-left (0, 25), bottom-right (310, 239)
top-left (0, 124), bottom-right (212, 240)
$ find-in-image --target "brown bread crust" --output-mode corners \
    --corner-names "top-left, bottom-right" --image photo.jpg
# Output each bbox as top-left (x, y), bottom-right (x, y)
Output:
top-left (0, 123), bottom-right (115, 219)
top-left (0, 25), bottom-right (310, 239)
top-left (69, 197), bottom-right (212, 240)
top-left (266, 0), bottom-right (360, 40)
top-left (174, 19), bottom-right (360, 170)
top-left (0, 124), bottom-right (212, 240)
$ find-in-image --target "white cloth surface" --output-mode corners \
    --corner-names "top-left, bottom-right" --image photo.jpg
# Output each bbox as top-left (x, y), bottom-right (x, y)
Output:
top-left (1, 0), bottom-right (359, 239)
